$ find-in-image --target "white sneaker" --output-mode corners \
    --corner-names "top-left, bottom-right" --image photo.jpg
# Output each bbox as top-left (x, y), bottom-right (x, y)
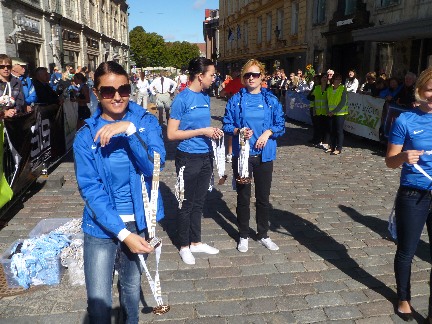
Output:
top-left (237, 238), bottom-right (249, 253)
top-left (226, 153), bottom-right (232, 163)
top-left (259, 238), bottom-right (279, 251)
top-left (179, 248), bottom-right (195, 264)
top-left (190, 243), bottom-right (219, 254)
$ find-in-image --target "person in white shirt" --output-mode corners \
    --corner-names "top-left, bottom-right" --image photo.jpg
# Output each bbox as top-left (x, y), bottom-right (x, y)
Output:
top-left (149, 72), bottom-right (177, 124)
top-left (177, 71), bottom-right (188, 92)
top-left (345, 69), bottom-right (359, 93)
top-left (136, 72), bottom-right (149, 109)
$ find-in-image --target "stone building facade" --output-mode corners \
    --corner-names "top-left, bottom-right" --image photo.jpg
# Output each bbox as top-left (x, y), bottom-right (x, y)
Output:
top-left (218, 0), bottom-right (432, 80)
top-left (218, 0), bottom-right (308, 74)
top-left (309, 0), bottom-right (432, 80)
top-left (0, 0), bottom-right (129, 73)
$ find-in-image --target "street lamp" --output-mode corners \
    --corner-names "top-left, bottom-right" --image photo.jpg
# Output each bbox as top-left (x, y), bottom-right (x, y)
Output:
top-left (9, 9), bottom-right (24, 56)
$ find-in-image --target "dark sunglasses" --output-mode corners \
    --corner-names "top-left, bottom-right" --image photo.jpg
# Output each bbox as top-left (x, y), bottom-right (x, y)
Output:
top-left (243, 72), bottom-right (261, 79)
top-left (0, 65), bottom-right (12, 70)
top-left (97, 84), bottom-right (131, 99)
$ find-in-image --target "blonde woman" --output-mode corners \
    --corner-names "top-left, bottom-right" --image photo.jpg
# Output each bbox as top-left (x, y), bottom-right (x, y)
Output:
top-left (222, 59), bottom-right (285, 253)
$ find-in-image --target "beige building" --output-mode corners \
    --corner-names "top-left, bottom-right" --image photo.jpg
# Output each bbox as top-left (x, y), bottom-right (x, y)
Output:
top-left (218, 0), bottom-right (308, 74)
top-left (308, 0), bottom-right (432, 80)
top-left (218, 0), bottom-right (432, 80)
top-left (1, 0), bottom-right (129, 73)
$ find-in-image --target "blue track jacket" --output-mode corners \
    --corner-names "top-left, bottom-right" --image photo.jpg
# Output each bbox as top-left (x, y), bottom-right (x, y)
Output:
top-left (222, 87), bottom-right (286, 162)
top-left (73, 101), bottom-right (166, 239)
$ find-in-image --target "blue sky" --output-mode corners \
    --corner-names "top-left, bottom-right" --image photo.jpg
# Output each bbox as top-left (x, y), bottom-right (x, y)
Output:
top-left (128, 0), bottom-right (219, 43)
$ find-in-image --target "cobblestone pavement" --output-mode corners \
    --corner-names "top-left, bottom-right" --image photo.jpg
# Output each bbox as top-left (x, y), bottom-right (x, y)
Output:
top-left (0, 97), bottom-right (430, 323)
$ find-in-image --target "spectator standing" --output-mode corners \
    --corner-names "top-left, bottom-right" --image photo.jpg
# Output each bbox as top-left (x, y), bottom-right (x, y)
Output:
top-left (50, 66), bottom-right (62, 91)
top-left (360, 72), bottom-right (378, 96)
top-left (11, 59), bottom-right (37, 110)
top-left (287, 72), bottom-right (299, 91)
top-left (33, 67), bottom-right (61, 105)
top-left (150, 72), bottom-right (177, 124)
top-left (177, 70), bottom-right (188, 93)
top-left (0, 54), bottom-right (24, 117)
top-left (74, 61), bottom-right (165, 324)
top-left (345, 69), bottom-right (359, 93)
top-left (222, 59), bottom-right (285, 253)
top-left (56, 71), bottom-right (72, 96)
top-left (136, 72), bottom-right (150, 109)
top-left (167, 57), bottom-right (222, 265)
top-left (73, 72), bottom-right (91, 130)
top-left (385, 67), bottom-right (432, 322)
top-left (326, 72), bottom-right (348, 155)
top-left (307, 74), bottom-right (329, 148)
top-left (380, 77), bottom-right (402, 103)
top-left (327, 69), bottom-right (335, 85)
top-left (394, 72), bottom-right (417, 108)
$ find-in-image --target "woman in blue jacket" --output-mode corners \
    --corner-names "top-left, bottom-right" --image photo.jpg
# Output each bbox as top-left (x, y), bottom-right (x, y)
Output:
top-left (385, 67), bottom-right (432, 322)
top-left (73, 61), bottom-right (165, 324)
top-left (167, 57), bottom-right (223, 265)
top-left (222, 59), bottom-right (285, 253)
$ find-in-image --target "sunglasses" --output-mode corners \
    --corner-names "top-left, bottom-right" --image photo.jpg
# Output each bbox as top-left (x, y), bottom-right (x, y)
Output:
top-left (97, 84), bottom-right (131, 99)
top-left (0, 65), bottom-right (12, 70)
top-left (243, 72), bottom-right (261, 79)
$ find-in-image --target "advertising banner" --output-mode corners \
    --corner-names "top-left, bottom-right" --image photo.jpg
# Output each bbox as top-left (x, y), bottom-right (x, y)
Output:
top-left (285, 92), bottom-right (312, 125)
top-left (344, 93), bottom-right (385, 141)
top-left (3, 104), bottom-right (66, 193)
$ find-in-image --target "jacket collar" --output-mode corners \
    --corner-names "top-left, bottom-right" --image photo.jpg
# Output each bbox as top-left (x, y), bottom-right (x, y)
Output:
top-left (85, 100), bottom-right (147, 132)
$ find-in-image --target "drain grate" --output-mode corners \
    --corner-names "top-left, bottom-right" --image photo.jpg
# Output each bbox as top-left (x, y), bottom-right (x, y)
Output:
top-left (0, 264), bottom-right (41, 297)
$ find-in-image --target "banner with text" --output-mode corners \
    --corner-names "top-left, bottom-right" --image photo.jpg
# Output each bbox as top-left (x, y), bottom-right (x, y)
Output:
top-left (285, 92), bottom-right (312, 125)
top-left (344, 93), bottom-right (385, 141)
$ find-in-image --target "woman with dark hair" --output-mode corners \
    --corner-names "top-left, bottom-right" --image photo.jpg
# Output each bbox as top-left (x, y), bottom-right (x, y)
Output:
top-left (326, 72), bottom-right (348, 155)
top-left (73, 72), bottom-right (90, 129)
top-left (345, 69), bottom-right (359, 93)
top-left (73, 61), bottom-right (165, 323)
top-left (167, 57), bottom-right (223, 265)
top-left (386, 67), bottom-right (432, 322)
top-left (222, 59), bottom-right (285, 253)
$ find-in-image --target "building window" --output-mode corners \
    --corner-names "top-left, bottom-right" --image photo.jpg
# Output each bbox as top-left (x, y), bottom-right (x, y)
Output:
top-left (291, 2), bottom-right (299, 35)
top-left (266, 13), bottom-right (272, 42)
top-left (313, 0), bottom-right (326, 24)
top-left (376, 0), bottom-right (400, 7)
top-left (257, 16), bottom-right (262, 44)
top-left (345, 0), bottom-right (356, 15)
top-left (276, 8), bottom-right (284, 39)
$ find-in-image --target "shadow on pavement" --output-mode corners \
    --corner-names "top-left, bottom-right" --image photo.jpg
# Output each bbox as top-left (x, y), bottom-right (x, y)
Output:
top-left (204, 188), bottom-right (240, 241)
top-left (340, 204), bottom-right (431, 263)
top-left (158, 182), bottom-right (180, 248)
top-left (268, 208), bottom-right (400, 310)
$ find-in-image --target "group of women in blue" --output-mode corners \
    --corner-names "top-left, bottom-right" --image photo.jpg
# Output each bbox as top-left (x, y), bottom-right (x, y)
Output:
top-left (73, 57), bottom-right (285, 323)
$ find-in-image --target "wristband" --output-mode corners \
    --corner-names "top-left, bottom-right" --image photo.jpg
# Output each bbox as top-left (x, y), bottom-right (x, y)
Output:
top-left (125, 122), bottom-right (137, 136)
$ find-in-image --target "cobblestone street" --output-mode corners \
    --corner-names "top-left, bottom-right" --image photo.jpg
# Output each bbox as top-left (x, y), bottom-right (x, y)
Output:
top-left (0, 97), bottom-right (430, 323)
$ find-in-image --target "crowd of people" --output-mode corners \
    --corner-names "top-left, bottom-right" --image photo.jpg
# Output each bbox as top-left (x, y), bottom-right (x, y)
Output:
top-left (0, 54), bottom-right (96, 130)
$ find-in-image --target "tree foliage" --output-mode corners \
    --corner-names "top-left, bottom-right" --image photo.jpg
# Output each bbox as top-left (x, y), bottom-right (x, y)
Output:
top-left (129, 27), bottom-right (201, 68)
top-left (165, 41), bottom-right (201, 69)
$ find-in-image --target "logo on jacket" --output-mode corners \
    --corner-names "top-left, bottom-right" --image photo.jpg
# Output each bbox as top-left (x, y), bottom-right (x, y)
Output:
top-left (91, 144), bottom-right (97, 150)
top-left (413, 130), bottom-right (424, 135)
top-left (139, 127), bottom-right (145, 132)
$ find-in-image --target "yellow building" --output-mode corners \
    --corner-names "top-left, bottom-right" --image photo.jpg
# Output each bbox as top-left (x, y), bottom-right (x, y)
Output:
top-left (218, 0), bottom-right (307, 74)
